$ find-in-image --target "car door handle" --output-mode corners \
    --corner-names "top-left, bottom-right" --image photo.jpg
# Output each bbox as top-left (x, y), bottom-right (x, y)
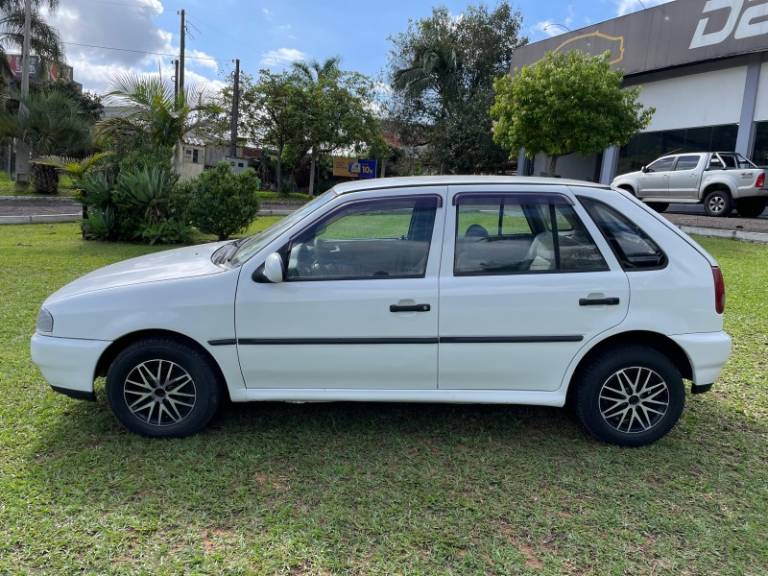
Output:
top-left (579, 297), bottom-right (620, 306)
top-left (390, 303), bottom-right (431, 313)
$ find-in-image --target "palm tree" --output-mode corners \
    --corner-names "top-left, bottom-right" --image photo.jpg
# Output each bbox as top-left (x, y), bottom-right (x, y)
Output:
top-left (0, 90), bottom-right (92, 192)
top-left (0, 0), bottom-right (63, 80)
top-left (95, 73), bottom-right (222, 175)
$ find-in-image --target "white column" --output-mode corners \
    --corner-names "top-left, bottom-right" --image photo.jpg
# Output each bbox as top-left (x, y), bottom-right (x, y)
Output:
top-left (600, 145), bottom-right (620, 184)
top-left (735, 57), bottom-right (761, 159)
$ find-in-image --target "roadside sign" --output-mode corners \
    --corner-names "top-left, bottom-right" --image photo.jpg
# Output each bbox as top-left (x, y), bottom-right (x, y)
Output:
top-left (332, 157), bottom-right (377, 179)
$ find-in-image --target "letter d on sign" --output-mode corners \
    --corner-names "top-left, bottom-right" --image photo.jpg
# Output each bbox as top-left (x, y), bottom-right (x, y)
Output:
top-left (689, 0), bottom-right (744, 49)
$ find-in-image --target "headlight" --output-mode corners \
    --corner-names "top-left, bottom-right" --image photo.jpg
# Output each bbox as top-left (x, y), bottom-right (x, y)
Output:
top-left (36, 308), bottom-right (54, 333)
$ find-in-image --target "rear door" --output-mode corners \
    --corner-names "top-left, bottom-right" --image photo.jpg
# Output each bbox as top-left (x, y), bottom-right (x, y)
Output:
top-left (437, 185), bottom-right (629, 392)
top-left (668, 155), bottom-right (702, 199)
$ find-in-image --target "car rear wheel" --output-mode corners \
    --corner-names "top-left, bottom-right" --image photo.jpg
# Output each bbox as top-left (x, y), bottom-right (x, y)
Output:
top-left (574, 346), bottom-right (685, 447)
top-left (735, 197), bottom-right (767, 218)
top-left (646, 202), bottom-right (669, 212)
top-left (703, 189), bottom-right (732, 217)
top-left (106, 338), bottom-right (220, 437)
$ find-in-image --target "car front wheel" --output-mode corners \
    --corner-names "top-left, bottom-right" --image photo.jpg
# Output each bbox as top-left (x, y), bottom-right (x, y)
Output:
top-left (574, 346), bottom-right (685, 447)
top-left (106, 338), bottom-right (221, 437)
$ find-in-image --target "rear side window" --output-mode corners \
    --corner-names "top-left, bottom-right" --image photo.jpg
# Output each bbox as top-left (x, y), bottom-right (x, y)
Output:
top-left (579, 197), bottom-right (667, 270)
top-left (674, 156), bottom-right (700, 171)
top-left (454, 195), bottom-right (608, 275)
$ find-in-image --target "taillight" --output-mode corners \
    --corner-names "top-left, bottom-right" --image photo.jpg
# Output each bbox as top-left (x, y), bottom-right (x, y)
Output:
top-left (712, 266), bottom-right (725, 314)
top-left (757, 172), bottom-right (766, 188)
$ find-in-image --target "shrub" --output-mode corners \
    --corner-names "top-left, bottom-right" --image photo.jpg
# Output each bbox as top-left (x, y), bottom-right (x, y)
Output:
top-left (79, 165), bottom-right (190, 244)
top-left (185, 162), bottom-right (261, 240)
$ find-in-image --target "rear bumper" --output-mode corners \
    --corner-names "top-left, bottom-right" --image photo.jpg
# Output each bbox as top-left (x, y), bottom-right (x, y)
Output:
top-left (30, 333), bottom-right (110, 398)
top-left (733, 187), bottom-right (768, 199)
top-left (670, 331), bottom-right (731, 388)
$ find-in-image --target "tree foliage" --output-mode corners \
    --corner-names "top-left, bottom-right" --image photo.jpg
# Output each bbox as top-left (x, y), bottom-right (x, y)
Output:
top-left (388, 1), bottom-right (525, 173)
top-left (491, 50), bottom-right (655, 174)
top-left (0, 0), bottom-right (62, 81)
top-left (289, 58), bottom-right (384, 195)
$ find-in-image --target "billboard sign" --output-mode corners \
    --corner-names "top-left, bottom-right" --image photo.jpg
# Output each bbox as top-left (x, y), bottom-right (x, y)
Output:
top-left (510, 0), bottom-right (768, 77)
top-left (5, 54), bottom-right (73, 82)
top-left (332, 157), bottom-right (378, 179)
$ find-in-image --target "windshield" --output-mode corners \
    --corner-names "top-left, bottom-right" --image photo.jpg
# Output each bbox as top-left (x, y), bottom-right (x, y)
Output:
top-left (228, 189), bottom-right (337, 266)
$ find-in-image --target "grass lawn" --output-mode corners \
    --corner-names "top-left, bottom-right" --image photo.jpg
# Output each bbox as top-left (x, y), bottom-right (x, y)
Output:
top-left (0, 223), bottom-right (766, 575)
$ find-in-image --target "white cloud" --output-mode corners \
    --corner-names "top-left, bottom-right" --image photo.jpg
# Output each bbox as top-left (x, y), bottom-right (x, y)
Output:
top-left (260, 47), bottom-right (307, 67)
top-left (615, 0), bottom-right (673, 16)
top-left (43, 0), bottom-right (221, 95)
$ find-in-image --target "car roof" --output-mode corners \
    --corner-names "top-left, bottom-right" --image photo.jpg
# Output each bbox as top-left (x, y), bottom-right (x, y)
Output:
top-left (332, 175), bottom-right (610, 196)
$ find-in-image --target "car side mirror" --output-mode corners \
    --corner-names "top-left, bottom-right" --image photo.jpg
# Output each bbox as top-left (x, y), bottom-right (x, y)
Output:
top-left (253, 252), bottom-right (284, 283)
top-left (641, 165), bottom-right (649, 173)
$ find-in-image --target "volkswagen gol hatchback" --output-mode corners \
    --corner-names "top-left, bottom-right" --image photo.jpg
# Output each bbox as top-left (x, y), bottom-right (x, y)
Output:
top-left (31, 177), bottom-right (731, 446)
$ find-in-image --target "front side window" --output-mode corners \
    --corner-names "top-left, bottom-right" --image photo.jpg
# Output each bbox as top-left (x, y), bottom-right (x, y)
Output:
top-left (454, 195), bottom-right (608, 275)
top-left (580, 197), bottom-right (667, 270)
top-left (674, 155), bottom-right (700, 171)
top-left (646, 157), bottom-right (675, 172)
top-left (286, 196), bottom-right (438, 281)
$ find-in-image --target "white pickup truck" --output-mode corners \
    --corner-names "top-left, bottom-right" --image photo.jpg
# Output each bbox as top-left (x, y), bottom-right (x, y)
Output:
top-left (612, 152), bottom-right (768, 217)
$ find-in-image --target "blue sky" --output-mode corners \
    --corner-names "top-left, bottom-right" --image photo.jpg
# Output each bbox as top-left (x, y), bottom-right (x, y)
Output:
top-left (48, 0), bottom-right (669, 95)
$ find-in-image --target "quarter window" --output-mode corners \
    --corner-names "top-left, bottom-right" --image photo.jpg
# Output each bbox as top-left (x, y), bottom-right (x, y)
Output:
top-left (286, 196), bottom-right (438, 281)
top-left (453, 195), bottom-right (608, 276)
top-left (580, 198), bottom-right (667, 270)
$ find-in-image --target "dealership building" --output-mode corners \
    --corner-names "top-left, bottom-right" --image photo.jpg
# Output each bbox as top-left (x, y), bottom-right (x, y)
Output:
top-left (512, 0), bottom-right (768, 183)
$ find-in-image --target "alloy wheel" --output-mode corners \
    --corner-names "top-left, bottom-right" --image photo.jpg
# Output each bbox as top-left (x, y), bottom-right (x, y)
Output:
top-left (598, 366), bottom-right (670, 434)
top-left (707, 195), bottom-right (726, 215)
top-left (123, 359), bottom-right (197, 426)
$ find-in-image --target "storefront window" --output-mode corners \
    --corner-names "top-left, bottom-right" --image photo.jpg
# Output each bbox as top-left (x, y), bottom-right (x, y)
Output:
top-left (618, 124), bottom-right (738, 174)
top-left (753, 122), bottom-right (768, 167)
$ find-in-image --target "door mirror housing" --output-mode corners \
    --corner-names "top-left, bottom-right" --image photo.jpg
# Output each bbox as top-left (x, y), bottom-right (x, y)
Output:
top-left (640, 165), bottom-right (649, 173)
top-left (254, 252), bottom-right (284, 283)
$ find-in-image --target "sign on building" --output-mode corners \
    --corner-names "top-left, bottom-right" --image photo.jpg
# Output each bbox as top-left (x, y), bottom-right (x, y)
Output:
top-left (332, 157), bottom-right (378, 179)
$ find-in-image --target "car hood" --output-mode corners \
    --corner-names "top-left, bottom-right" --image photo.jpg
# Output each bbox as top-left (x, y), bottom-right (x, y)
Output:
top-left (48, 241), bottom-right (230, 301)
top-left (613, 171), bottom-right (642, 182)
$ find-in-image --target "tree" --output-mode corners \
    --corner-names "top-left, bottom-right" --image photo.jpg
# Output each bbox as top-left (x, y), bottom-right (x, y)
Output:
top-left (95, 73), bottom-right (222, 174)
top-left (291, 58), bottom-right (383, 196)
top-left (246, 69), bottom-right (304, 194)
top-left (0, 0), bottom-right (63, 81)
top-left (47, 80), bottom-right (104, 122)
top-left (0, 90), bottom-right (92, 192)
top-left (389, 2), bottom-right (525, 174)
top-left (491, 50), bottom-right (655, 175)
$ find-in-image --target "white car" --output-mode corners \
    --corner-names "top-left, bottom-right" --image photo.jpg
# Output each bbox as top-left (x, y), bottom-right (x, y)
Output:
top-left (31, 176), bottom-right (731, 446)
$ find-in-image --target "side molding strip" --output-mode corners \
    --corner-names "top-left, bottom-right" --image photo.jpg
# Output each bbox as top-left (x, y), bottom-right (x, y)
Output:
top-left (208, 335), bottom-right (583, 346)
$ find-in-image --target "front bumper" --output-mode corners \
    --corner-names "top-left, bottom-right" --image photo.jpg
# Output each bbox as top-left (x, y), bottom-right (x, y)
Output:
top-left (670, 331), bottom-right (732, 389)
top-left (31, 333), bottom-right (110, 399)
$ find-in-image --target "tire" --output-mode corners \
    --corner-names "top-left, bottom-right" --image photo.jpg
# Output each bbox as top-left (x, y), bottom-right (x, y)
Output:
top-left (735, 197), bottom-right (767, 218)
top-left (106, 338), bottom-right (221, 437)
top-left (703, 188), bottom-right (732, 217)
top-left (646, 202), bottom-right (669, 213)
top-left (574, 346), bottom-right (685, 447)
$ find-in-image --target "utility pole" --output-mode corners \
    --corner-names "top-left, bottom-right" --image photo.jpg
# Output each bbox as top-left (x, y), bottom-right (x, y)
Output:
top-left (178, 9), bottom-right (185, 103)
top-left (16, 0), bottom-right (33, 184)
top-left (230, 58), bottom-right (240, 159)
top-left (173, 59), bottom-right (179, 102)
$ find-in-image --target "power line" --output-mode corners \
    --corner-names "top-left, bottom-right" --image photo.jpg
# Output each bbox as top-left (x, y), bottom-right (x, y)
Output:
top-left (61, 40), bottom-right (222, 63)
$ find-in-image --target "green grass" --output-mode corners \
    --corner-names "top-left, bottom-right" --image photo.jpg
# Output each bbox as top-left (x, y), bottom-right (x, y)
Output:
top-left (0, 170), bottom-right (78, 197)
top-left (0, 225), bottom-right (767, 575)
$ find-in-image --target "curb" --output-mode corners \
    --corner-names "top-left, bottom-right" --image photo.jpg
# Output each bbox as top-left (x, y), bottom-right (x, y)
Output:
top-left (0, 213), bottom-right (81, 224)
top-left (677, 224), bottom-right (768, 244)
top-left (0, 209), bottom-right (294, 225)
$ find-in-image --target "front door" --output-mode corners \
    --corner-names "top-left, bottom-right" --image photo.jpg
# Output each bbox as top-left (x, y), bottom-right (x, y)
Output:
top-left (438, 186), bottom-right (629, 392)
top-left (637, 156), bottom-right (675, 198)
top-left (235, 191), bottom-right (445, 390)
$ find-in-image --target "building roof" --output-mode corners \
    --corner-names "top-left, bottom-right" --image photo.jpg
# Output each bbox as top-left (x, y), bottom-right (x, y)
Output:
top-left (332, 175), bottom-right (609, 195)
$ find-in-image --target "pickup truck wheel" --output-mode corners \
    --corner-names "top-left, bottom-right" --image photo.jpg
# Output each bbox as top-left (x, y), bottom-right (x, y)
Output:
top-left (106, 338), bottom-right (220, 437)
top-left (703, 189), bottom-right (732, 217)
top-left (574, 346), bottom-right (685, 447)
top-left (646, 202), bottom-right (668, 212)
top-left (735, 197), bottom-right (767, 218)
